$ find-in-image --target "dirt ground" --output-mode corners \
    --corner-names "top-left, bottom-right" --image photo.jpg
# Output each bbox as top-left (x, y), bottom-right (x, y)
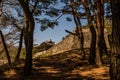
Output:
top-left (0, 49), bottom-right (110, 80)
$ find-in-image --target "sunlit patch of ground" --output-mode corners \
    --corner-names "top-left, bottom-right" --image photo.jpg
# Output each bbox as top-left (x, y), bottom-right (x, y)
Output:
top-left (72, 65), bottom-right (109, 80)
top-left (3, 69), bottom-right (16, 78)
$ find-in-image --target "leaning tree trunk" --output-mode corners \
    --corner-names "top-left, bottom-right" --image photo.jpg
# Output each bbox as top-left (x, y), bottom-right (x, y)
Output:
top-left (110, 0), bottom-right (120, 80)
top-left (0, 0), bottom-right (13, 67)
top-left (82, 0), bottom-right (96, 65)
top-left (0, 30), bottom-right (11, 66)
top-left (70, 0), bottom-right (85, 59)
top-left (14, 29), bottom-right (23, 62)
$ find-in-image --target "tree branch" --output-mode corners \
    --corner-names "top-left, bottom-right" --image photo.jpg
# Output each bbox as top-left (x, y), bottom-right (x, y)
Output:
top-left (65, 29), bottom-right (77, 35)
top-left (18, 0), bottom-right (30, 15)
top-left (31, 0), bottom-right (39, 14)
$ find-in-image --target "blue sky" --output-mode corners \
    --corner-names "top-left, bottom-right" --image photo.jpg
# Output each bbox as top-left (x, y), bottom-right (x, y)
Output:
top-left (34, 15), bottom-right (87, 45)
top-left (34, 15), bottom-right (75, 44)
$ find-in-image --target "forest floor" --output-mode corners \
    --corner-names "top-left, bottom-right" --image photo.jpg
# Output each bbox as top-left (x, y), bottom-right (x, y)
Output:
top-left (0, 49), bottom-right (110, 80)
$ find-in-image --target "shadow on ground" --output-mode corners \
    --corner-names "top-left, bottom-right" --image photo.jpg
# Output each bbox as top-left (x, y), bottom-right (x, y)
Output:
top-left (0, 49), bottom-right (109, 80)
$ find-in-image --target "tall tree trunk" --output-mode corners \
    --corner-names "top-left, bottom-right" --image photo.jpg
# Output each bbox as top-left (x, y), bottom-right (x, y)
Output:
top-left (18, 0), bottom-right (35, 76)
top-left (23, 13), bottom-right (34, 76)
top-left (23, 10), bottom-right (34, 77)
top-left (14, 29), bottom-right (23, 62)
top-left (110, 0), bottom-right (120, 80)
top-left (82, 0), bottom-right (96, 65)
top-left (70, 0), bottom-right (85, 59)
top-left (100, 0), bottom-right (108, 57)
top-left (96, 0), bottom-right (104, 67)
top-left (0, 30), bottom-right (11, 66)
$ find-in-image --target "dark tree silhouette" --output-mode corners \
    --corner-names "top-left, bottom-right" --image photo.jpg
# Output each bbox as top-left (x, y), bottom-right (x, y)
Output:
top-left (0, 30), bottom-right (11, 66)
top-left (82, 0), bottom-right (96, 65)
top-left (70, 0), bottom-right (85, 60)
top-left (95, 0), bottom-right (104, 67)
top-left (18, 0), bottom-right (35, 76)
top-left (110, 0), bottom-right (120, 80)
top-left (15, 29), bottom-right (23, 62)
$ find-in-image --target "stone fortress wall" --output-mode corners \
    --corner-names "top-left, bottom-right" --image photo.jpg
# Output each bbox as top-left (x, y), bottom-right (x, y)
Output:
top-left (34, 28), bottom-right (110, 57)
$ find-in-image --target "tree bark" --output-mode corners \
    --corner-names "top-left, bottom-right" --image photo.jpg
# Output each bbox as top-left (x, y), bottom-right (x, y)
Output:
top-left (70, 0), bottom-right (85, 59)
top-left (96, 0), bottom-right (104, 67)
top-left (110, 0), bottom-right (120, 80)
top-left (0, 30), bottom-right (11, 66)
top-left (14, 29), bottom-right (23, 62)
top-left (100, 0), bottom-right (108, 58)
top-left (82, 0), bottom-right (96, 65)
top-left (23, 13), bottom-right (34, 76)
top-left (18, 0), bottom-right (35, 76)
